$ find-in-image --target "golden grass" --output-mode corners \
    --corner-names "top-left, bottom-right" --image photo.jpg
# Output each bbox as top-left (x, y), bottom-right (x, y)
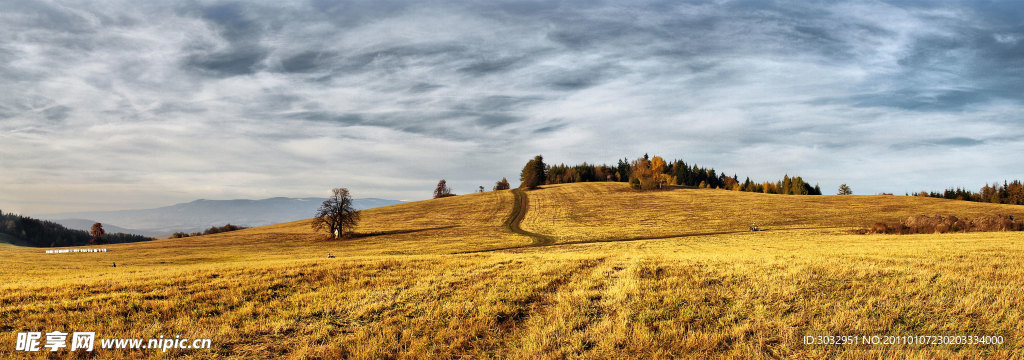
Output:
top-left (521, 182), bottom-right (1024, 243)
top-left (2, 182), bottom-right (1023, 359)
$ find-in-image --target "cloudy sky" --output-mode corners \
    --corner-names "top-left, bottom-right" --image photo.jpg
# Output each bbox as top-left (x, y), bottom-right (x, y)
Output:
top-left (2, 0), bottom-right (1023, 214)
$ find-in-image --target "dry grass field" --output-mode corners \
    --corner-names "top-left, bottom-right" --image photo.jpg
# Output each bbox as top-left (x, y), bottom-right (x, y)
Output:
top-left (2, 182), bottom-right (1023, 359)
top-left (521, 183), bottom-right (1024, 243)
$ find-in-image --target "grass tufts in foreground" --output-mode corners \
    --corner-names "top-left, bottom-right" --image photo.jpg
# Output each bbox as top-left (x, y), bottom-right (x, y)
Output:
top-left (2, 182), bottom-right (1023, 359)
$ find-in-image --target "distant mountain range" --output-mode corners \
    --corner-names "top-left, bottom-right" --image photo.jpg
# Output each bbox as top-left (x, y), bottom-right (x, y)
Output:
top-left (38, 197), bottom-right (404, 236)
top-left (48, 219), bottom-right (143, 235)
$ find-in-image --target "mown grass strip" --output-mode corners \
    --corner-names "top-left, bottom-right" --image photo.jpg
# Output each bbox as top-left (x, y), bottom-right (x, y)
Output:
top-left (506, 189), bottom-right (555, 246)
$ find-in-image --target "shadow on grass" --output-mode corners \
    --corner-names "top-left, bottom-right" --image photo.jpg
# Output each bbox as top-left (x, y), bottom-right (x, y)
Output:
top-left (347, 225), bottom-right (460, 239)
top-left (458, 225), bottom-right (847, 254)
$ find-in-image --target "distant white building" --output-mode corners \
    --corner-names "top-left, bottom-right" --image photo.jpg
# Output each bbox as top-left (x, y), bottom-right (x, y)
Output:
top-left (45, 248), bottom-right (108, 254)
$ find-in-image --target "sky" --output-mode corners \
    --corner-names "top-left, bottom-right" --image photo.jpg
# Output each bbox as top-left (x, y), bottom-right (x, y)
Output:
top-left (2, 0), bottom-right (1023, 214)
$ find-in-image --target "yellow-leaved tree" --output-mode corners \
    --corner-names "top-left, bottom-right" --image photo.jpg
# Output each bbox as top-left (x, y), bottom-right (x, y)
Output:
top-left (631, 155), bottom-right (671, 191)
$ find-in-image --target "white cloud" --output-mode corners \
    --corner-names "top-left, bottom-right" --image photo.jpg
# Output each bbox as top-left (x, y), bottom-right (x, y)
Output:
top-left (1, 0), bottom-right (1023, 213)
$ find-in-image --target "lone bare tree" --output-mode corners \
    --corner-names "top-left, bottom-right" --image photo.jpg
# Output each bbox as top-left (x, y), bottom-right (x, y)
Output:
top-left (312, 188), bottom-right (360, 239)
top-left (433, 179), bottom-right (454, 198)
top-left (89, 222), bottom-right (106, 245)
top-left (837, 184), bottom-right (853, 195)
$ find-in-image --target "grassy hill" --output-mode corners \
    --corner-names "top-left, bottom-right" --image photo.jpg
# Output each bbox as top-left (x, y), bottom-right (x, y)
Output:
top-left (1, 183), bottom-right (1022, 359)
top-left (521, 182), bottom-right (1024, 243)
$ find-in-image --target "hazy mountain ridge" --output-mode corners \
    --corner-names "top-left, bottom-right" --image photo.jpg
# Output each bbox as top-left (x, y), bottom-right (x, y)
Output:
top-left (38, 197), bottom-right (404, 235)
top-left (50, 219), bottom-right (144, 236)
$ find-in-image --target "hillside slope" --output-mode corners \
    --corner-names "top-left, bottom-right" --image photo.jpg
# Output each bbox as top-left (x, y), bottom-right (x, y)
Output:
top-left (2, 183), bottom-right (1023, 359)
top-left (204, 182), bottom-right (1022, 251)
top-left (0, 190), bottom-right (532, 285)
top-left (7, 182), bottom-right (1019, 286)
top-left (520, 182), bottom-right (1024, 243)
top-left (7, 183), bottom-right (1019, 276)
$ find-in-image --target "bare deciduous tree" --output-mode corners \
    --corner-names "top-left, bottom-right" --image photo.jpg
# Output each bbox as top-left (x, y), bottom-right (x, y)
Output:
top-left (312, 188), bottom-right (360, 239)
top-left (434, 179), bottom-right (454, 198)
